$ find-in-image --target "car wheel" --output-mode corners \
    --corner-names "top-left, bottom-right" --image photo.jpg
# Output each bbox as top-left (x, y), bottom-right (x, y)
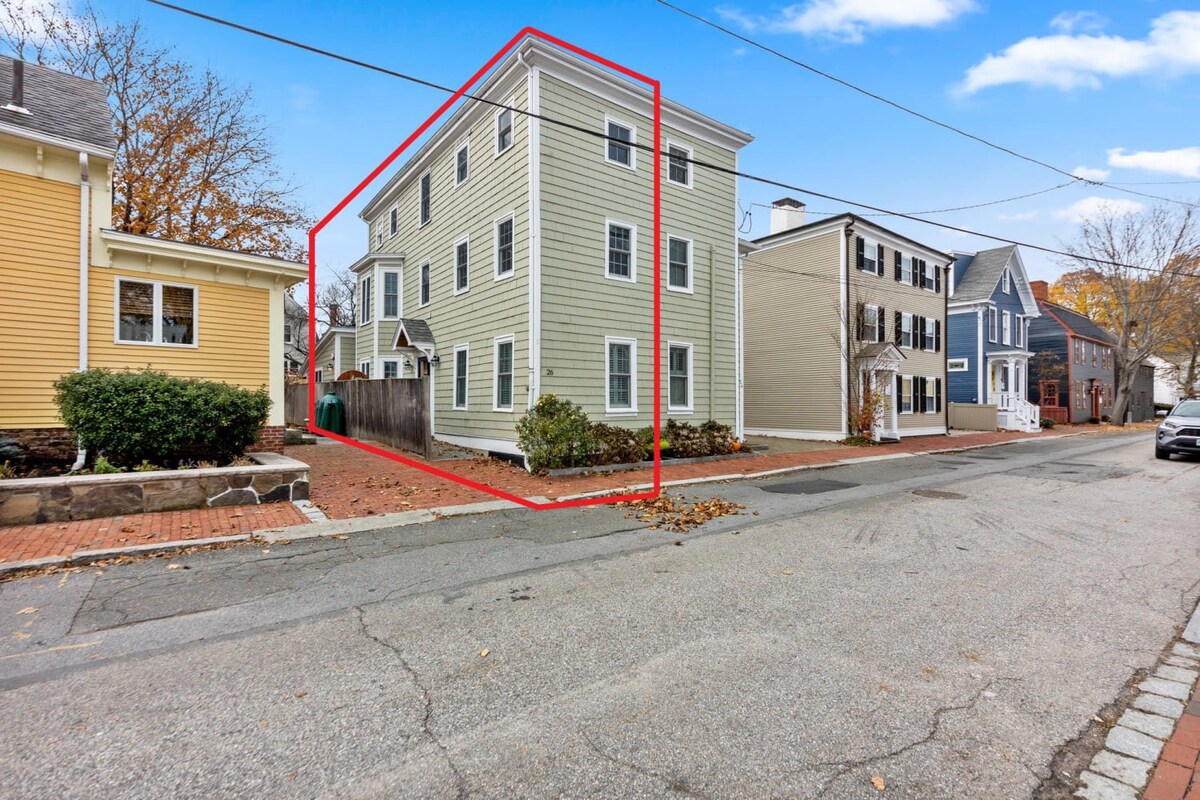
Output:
top-left (1156, 447), bottom-right (1171, 460)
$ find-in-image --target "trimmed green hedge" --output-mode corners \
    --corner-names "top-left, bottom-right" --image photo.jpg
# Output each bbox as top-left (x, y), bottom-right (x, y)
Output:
top-left (54, 369), bottom-right (270, 468)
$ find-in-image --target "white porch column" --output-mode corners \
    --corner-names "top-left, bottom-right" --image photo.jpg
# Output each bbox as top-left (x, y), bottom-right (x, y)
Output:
top-left (1005, 358), bottom-right (1016, 403)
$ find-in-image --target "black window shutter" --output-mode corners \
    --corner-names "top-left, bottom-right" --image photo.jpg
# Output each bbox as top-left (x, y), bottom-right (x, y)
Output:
top-left (936, 378), bottom-right (943, 413)
top-left (876, 244), bottom-right (885, 276)
top-left (894, 251), bottom-right (901, 281)
top-left (917, 377), bottom-right (926, 413)
top-left (894, 310), bottom-right (902, 345)
top-left (856, 237), bottom-right (864, 271)
top-left (913, 259), bottom-right (922, 287)
top-left (856, 302), bottom-right (865, 340)
top-left (935, 264), bottom-right (942, 294)
top-left (935, 319), bottom-right (942, 352)
top-left (877, 306), bottom-right (886, 342)
top-left (917, 315), bottom-right (926, 349)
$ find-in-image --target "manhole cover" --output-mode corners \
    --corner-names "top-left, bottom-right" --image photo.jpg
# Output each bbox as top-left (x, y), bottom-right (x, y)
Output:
top-left (912, 489), bottom-right (967, 500)
top-left (761, 479), bottom-right (859, 495)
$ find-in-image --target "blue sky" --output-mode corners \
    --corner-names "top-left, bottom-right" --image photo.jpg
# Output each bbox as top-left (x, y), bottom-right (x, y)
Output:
top-left (84, 1), bottom-right (1200, 281)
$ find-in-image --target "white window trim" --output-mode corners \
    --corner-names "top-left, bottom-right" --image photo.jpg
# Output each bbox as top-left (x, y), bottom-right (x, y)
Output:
top-left (923, 260), bottom-right (937, 292)
top-left (380, 269), bottom-right (402, 320)
top-left (493, 212), bottom-right (515, 282)
top-left (494, 105), bottom-right (514, 157)
top-left (924, 318), bottom-right (937, 353)
top-left (418, 261), bottom-right (431, 308)
top-left (453, 235), bottom-right (470, 296)
top-left (418, 169), bottom-right (432, 228)
top-left (382, 359), bottom-right (400, 379)
top-left (492, 334), bottom-right (515, 412)
top-left (860, 237), bottom-right (878, 273)
top-left (314, 369), bottom-right (323, 383)
top-left (1002, 268), bottom-right (1011, 294)
top-left (988, 307), bottom-right (997, 342)
top-left (899, 374), bottom-right (913, 415)
top-left (359, 274), bottom-right (373, 324)
top-left (900, 311), bottom-right (913, 349)
top-left (1014, 314), bottom-right (1023, 348)
top-left (389, 206), bottom-right (398, 236)
top-left (114, 277), bottom-right (199, 348)
top-left (948, 358), bottom-right (969, 372)
top-left (666, 234), bottom-right (693, 294)
top-left (454, 139), bottom-right (470, 187)
top-left (604, 218), bottom-right (637, 283)
top-left (604, 335), bottom-right (638, 415)
top-left (925, 376), bottom-right (939, 415)
top-left (665, 140), bottom-right (693, 189)
top-left (1001, 311), bottom-right (1011, 346)
top-left (603, 114), bottom-right (637, 171)
top-left (359, 360), bottom-right (371, 378)
top-left (862, 303), bottom-right (881, 343)
top-left (667, 340), bottom-right (694, 414)
top-left (452, 344), bottom-right (469, 410)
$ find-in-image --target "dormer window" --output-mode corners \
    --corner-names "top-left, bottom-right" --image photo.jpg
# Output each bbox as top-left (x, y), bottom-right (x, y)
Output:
top-left (1002, 268), bottom-right (1011, 294)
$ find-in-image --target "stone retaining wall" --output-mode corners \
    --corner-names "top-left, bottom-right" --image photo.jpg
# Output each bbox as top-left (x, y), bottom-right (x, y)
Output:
top-left (0, 453), bottom-right (309, 526)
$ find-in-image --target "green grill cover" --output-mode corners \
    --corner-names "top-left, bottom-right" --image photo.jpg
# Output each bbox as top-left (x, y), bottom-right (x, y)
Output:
top-left (314, 391), bottom-right (346, 435)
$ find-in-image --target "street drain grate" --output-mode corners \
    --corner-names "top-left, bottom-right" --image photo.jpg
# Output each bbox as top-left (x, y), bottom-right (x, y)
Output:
top-left (912, 489), bottom-right (967, 500)
top-left (760, 479), bottom-right (859, 495)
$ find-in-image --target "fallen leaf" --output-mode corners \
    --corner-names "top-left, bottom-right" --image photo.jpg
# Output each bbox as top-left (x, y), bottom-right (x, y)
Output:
top-left (781, 568), bottom-right (794, 576)
top-left (295, 691), bottom-right (307, 699)
top-left (870, 775), bottom-right (886, 792)
top-left (331, 534), bottom-right (349, 541)
top-left (479, 648), bottom-right (491, 658)
top-left (17, 607), bottom-right (37, 615)
top-left (166, 564), bottom-right (182, 570)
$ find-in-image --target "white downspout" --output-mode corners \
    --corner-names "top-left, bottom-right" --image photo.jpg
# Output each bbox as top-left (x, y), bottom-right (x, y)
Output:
top-left (734, 246), bottom-right (744, 440)
top-left (521, 50), bottom-right (541, 414)
top-left (73, 151), bottom-right (90, 471)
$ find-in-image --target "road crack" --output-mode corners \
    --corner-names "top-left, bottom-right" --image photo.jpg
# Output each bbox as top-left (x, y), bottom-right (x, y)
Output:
top-left (355, 605), bottom-right (467, 799)
top-left (582, 731), bottom-right (711, 798)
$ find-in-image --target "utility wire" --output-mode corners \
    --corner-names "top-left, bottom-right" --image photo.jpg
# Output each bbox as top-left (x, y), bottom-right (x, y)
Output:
top-left (145, 0), bottom-right (1200, 278)
top-left (650, 0), bottom-right (1200, 211)
top-left (751, 179), bottom-right (1078, 218)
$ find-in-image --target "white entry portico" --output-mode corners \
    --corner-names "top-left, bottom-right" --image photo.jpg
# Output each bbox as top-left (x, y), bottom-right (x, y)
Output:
top-left (986, 350), bottom-right (1040, 432)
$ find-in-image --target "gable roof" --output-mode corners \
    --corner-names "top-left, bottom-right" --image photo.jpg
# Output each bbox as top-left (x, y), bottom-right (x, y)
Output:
top-left (1037, 300), bottom-right (1117, 345)
top-left (0, 56), bottom-right (116, 158)
top-left (752, 213), bottom-right (952, 263)
top-left (391, 318), bottom-right (437, 356)
top-left (950, 245), bottom-right (1039, 315)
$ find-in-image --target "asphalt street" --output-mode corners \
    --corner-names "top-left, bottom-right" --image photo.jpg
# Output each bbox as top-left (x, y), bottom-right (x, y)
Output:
top-left (0, 432), bottom-right (1197, 799)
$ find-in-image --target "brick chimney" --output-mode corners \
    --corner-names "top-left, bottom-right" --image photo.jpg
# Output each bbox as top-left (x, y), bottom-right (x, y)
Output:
top-left (328, 303), bottom-right (340, 327)
top-left (1031, 280), bottom-right (1049, 302)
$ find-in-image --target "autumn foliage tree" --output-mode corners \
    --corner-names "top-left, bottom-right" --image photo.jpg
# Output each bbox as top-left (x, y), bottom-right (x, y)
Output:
top-left (1056, 202), bottom-right (1200, 424)
top-left (1, 0), bottom-right (311, 261)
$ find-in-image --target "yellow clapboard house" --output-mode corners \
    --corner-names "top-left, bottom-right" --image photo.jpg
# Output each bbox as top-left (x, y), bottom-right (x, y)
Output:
top-left (0, 55), bottom-right (306, 458)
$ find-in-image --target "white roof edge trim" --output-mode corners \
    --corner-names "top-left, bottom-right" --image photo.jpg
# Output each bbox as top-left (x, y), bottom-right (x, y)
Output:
top-left (99, 229), bottom-right (307, 280)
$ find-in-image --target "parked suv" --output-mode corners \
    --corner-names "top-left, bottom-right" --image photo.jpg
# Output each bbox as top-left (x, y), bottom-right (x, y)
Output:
top-left (1156, 399), bottom-right (1200, 460)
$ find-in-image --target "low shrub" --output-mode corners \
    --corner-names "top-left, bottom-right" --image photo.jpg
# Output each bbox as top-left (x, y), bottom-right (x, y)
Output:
top-left (589, 423), bottom-right (653, 466)
top-left (1100, 414), bottom-right (1111, 423)
top-left (664, 420), bottom-right (736, 459)
top-left (55, 369), bottom-right (270, 469)
top-left (1039, 417), bottom-right (1056, 429)
top-left (1087, 416), bottom-right (1101, 424)
top-left (89, 455), bottom-right (122, 474)
top-left (515, 394), bottom-right (594, 474)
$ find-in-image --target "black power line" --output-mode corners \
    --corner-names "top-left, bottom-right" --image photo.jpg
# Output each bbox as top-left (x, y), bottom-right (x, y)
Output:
top-left (144, 0), bottom-right (1200, 278)
top-left (651, 0), bottom-right (1200, 212)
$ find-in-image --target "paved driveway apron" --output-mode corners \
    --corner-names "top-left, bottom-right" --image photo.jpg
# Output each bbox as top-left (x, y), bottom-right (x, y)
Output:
top-left (0, 434), bottom-right (1197, 799)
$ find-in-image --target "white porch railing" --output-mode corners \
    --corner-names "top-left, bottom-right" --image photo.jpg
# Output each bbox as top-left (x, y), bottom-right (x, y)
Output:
top-left (990, 393), bottom-right (1041, 431)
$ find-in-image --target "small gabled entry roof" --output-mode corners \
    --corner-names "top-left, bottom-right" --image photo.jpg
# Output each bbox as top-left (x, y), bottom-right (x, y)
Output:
top-left (391, 318), bottom-right (437, 358)
top-left (858, 342), bottom-right (906, 372)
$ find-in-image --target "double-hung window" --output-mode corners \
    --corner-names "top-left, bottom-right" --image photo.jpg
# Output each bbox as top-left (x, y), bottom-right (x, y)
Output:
top-left (360, 275), bottom-right (372, 324)
top-left (923, 259), bottom-right (937, 291)
top-left (668, 342), bottom-right (692, 412)
top-left (899, 312), bottom-right (913, 348)
top-left (667, 142), bottom-right (691, 187)
top-left (116, 278), bottom-right (196, 346)
top-left (383, 360), bottom-right (399, 379)
top-left (899, 376), bottom-right (913, 413)
top-left (606, 337), bottom-right (636, 413)
top-left (1014, 315), bottom-right (1023, 348)
top-left (494, 336), bottom-right (514, 411)
top-left (382, 271), bottom-right (399, 318)
top-left (605, 117), bottom-right (635, 169)
top-left (606, 220), bottom-right (635, 281)
top-left (455, 143), bottom-right (469, 185)
top-left (900, 255), bottom-right (913, 284)
top-left (419, 171), bottom-right (431, 226)
top-left (496, 108), bottom-right (513, 153)
top-left (924, 317), bottom-right (938, 352)
top-left (859, 237), bottom-right (878, 273)
top-left (359, 360), bottom-right (371, 378)
top-left (495, 215), bottom-right (514, 279)
top-left (861, 304), bottom-right (881, 343)
top-left (668, 236), bottom-right (691, 291)
top-left (454, 238), bottom-right (470, 294)
top-left (988, 307), bottom-right (997, 342)
top-left (389, 207), bottom-right (398, 237)
top-left (453, 345), bottom-right (469, 410)
top-left (419, 262), bottom-right (431, 307)
top-left (925, 377), bottom-right (939, 414)
top-left (1002, 269), bottom-right (1011, 293)
top-left (1001, 311), bottom-right (1011, 345)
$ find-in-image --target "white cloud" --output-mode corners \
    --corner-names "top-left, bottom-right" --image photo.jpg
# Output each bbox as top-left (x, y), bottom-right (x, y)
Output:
top-left (1053, 196), bottom-right (1145, 223)
top-left (719, 0), bottom-right (976, 44)
top-left (1049, 11), bottom-right (1107, 35)
top-left (0, 0), bottom-right (60, 39)
top-left (957, 10), bottom-right (1200, 94)
top-left (998, 210), bottom-right (1039, 221)
top-left (1072, 165), bottom-right (1111, 182)
top-left (1107, 146), bottom-right (1200, 178)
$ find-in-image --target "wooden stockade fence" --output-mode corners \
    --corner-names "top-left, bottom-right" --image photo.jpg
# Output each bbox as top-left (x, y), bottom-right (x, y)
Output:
top-left (284, 379), bottom-right (431, 458)
top-left (947, 402), bottom-right (999, 432)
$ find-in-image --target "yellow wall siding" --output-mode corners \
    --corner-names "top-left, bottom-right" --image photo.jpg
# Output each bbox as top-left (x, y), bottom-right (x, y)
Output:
top-left (0, 168), bottom-right (82, 427)
top-left (87, 268), bottom-right (271, 395)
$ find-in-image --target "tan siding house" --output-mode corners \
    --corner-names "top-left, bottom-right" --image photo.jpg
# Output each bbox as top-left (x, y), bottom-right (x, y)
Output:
top-left (744, 204), bottom-right (950, 441)
top-left (351, 37), bottom-right (752, 456)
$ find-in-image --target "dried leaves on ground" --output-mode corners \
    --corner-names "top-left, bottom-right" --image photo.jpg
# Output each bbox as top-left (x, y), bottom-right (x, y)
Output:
top-left (620, 495), bottom-right (744, 533)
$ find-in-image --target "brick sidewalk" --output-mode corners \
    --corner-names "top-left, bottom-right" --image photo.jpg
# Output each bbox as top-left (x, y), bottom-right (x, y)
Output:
top-left (0, 503), bottom-right (308, 564)
top-left (296, 429), bottom-right (1053, 520)
top-left (1142, 666), bottom-right (1200, 800)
